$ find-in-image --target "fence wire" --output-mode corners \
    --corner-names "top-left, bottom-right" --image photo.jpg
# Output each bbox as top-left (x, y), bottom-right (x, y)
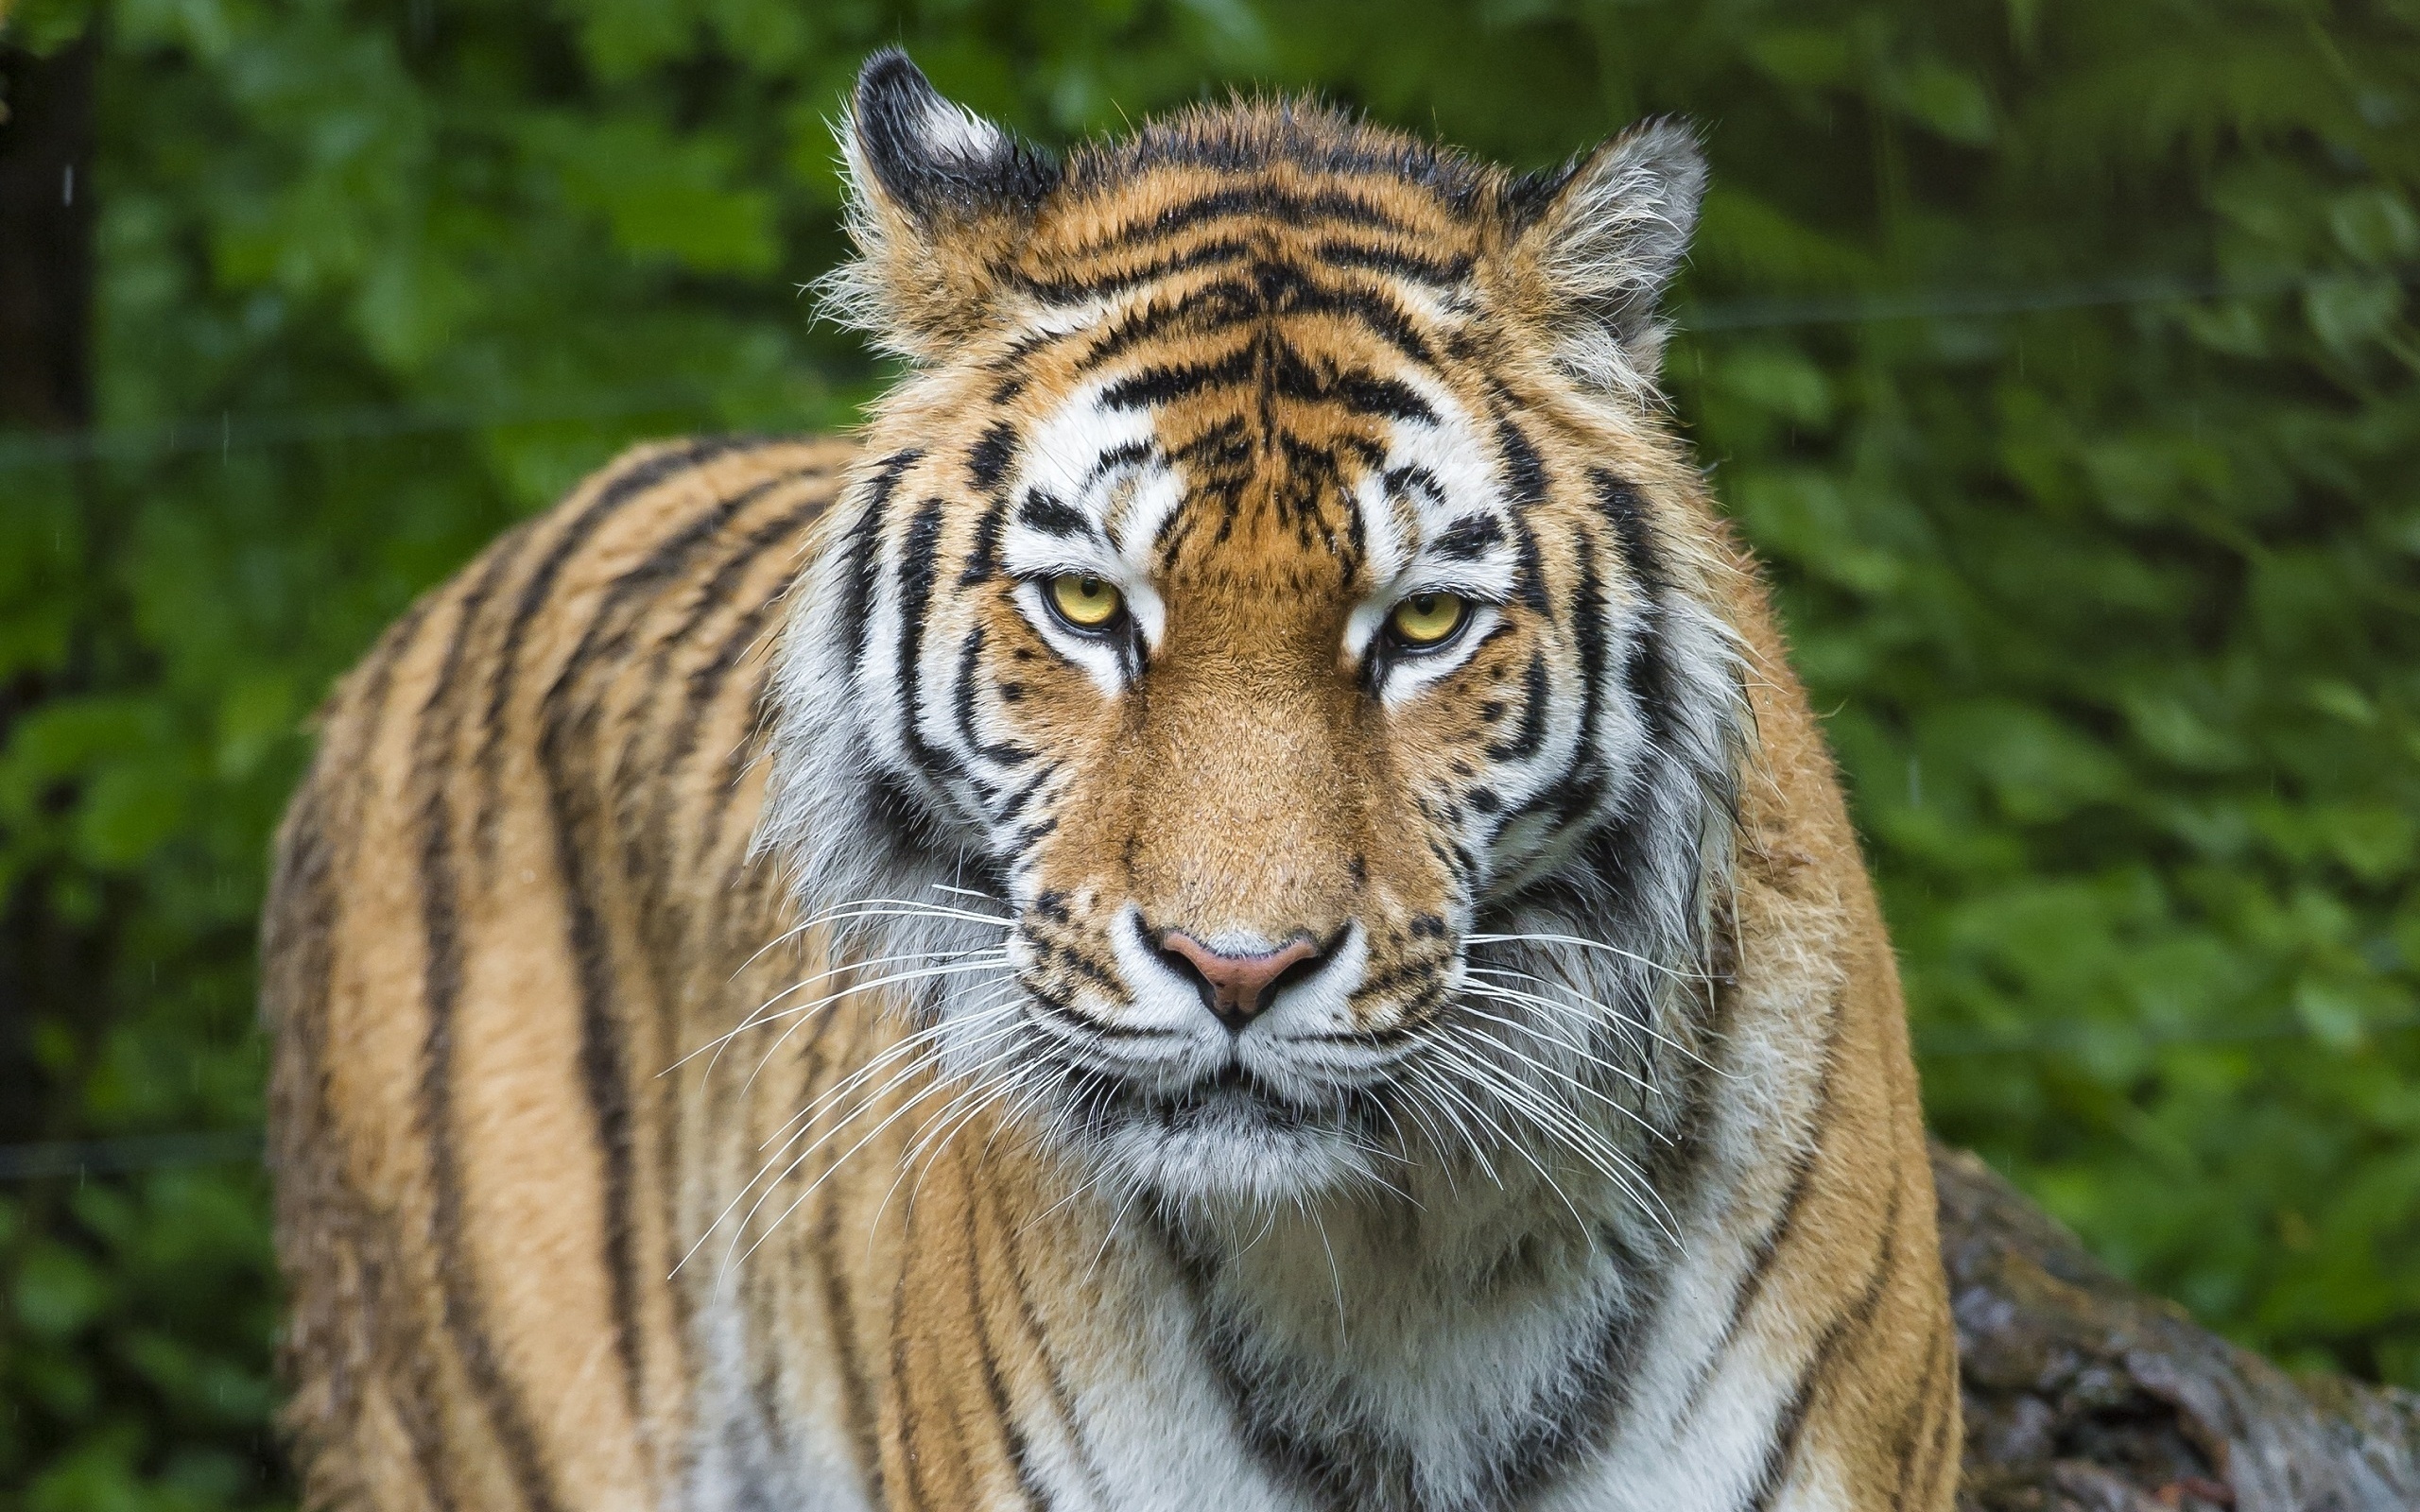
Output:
top-left (1, 264), bottom-right (2392, 473)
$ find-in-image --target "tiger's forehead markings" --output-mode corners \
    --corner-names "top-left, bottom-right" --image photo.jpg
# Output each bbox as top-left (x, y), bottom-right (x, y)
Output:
top-left (977, 233), bottom-right (1542, 601)
top-left (1001, 365), bottom-right (1506, 593)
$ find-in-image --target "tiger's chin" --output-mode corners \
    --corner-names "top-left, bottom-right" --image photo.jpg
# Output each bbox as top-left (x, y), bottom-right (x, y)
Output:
top-left (1046, 1064), bottom-right (1394, 1212)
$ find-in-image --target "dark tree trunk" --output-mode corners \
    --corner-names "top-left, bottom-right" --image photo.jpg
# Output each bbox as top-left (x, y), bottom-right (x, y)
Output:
top-left (0, 28), bottom-right (95, 431)
top-left (0, 28), bottom-right (97, 1145)
top-left (1937, 1144), bottom-right (2420, 1511)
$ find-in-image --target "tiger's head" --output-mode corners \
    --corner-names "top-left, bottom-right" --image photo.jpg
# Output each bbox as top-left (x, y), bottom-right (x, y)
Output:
top-left (763, 54), bottom-right (1745, 1218)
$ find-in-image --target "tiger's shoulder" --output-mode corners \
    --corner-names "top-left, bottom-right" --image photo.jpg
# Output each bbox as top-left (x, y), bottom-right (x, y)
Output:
top-left (264, 432), bottom-right (858, 1509)
top-left (314, 433), bottom-right (856, 742)
top-left (289, 432), bottom-right (858, 875)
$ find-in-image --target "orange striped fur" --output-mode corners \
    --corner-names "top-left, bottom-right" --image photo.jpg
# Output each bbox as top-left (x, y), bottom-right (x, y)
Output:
top-left (267, 52), bottom-right (1957, 1512)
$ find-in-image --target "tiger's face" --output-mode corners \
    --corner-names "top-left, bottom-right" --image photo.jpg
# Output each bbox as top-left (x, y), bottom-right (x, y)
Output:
top-left (765, 58), bottom-right (1742, 1213)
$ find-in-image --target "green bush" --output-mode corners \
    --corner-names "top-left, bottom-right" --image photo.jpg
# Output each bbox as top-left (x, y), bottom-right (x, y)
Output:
top-left (3, 0), bottom-right (2415, 1502)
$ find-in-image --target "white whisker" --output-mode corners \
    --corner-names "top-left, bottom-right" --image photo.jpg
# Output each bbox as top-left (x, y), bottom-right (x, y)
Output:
top-left (1464, 963), bottom-right (1737, 1079)
top-left (721, 1022), bottom-right (1035, 1288)
top-left (1466, 931), bottom-right (1716, 983)
top-left (683, 953), bottom-right (1011, 1073)
top-left (1454, 988), bottom-right (1668, 1108)
top-left (671, 1000), bottom-right (1026, 1280)
top-left (1430, 1030), bottom-right (1679, 1243)
top-left (723, 895), bottom-right (1012, 986)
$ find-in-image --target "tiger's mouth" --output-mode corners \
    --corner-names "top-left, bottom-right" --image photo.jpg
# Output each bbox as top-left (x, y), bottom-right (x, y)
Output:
top-left (1059, 1057), bottom-right (1333, 1130)
top-left (1039, 1050), bottom-right (1397, 1203)
top-left (1117, 1061), bottom-right (1309, 1126)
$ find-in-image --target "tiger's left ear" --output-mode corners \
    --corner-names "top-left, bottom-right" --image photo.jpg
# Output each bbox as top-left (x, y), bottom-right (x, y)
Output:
top-left (1502, 120), bottom-right (1705, 398)
top-left (827, 50), bottom-right (1061, 361)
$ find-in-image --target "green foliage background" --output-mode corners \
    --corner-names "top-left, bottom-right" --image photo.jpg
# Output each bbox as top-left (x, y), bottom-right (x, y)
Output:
top-left (4, 0), bottom-right (2418, 1503)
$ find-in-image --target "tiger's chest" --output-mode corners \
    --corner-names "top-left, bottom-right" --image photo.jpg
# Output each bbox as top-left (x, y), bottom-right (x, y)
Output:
top-left (821, 1145), bottom-right (1806, 1512)
top-left (958, 1210), bottom-right (1796, 1512)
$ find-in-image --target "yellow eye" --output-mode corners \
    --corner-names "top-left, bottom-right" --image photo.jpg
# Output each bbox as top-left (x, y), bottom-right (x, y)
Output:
top-left (1047, 573), bottom-right (1125, 630)
top-left (1387, 592), bottom-right (1469, 647)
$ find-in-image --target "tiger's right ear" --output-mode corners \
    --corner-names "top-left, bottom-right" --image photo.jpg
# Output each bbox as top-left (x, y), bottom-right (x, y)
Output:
top-left (827, 51), bottom-right (1060, 362)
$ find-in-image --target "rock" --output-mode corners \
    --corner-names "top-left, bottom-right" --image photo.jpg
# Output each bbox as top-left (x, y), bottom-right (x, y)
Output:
top-left (1934, 1143), bottom-right (2420, 1512)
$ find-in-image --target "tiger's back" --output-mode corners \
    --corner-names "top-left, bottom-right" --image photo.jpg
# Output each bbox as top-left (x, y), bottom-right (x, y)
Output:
top-left (268, 52), bottom-right (1959, 1512)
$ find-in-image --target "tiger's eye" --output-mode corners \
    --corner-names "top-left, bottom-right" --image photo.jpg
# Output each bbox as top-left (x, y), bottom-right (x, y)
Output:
top-left (1048, 573), bottom-right (1125, 629)
top-left (1388, 593), bottom-right (1468, 647)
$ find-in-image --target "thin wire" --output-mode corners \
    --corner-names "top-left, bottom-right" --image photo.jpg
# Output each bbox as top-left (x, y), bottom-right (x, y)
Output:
top-left (0, 386), bottom-right (728, 471)
top-left (6, 263), bottom-right (2394, 472)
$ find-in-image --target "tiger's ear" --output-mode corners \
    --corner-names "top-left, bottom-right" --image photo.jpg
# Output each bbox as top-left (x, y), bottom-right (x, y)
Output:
top-left (1502, 120), bottom-right (1704, 398)
top-left (829, 50), bottom-right (1061, 361)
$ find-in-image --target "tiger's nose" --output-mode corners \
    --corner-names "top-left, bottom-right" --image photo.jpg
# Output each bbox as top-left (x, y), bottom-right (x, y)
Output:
top-left (1157, 931), bottom-right (1325, 1033)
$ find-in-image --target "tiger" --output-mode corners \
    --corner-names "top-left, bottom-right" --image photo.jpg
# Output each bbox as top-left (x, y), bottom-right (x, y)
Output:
top-left (263, 48), bottom-right (1960, 1512)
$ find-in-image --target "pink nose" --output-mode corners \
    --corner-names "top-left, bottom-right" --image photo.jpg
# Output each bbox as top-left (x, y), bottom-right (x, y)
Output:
top-left (1157, 931), bottom-right (1325, 1032)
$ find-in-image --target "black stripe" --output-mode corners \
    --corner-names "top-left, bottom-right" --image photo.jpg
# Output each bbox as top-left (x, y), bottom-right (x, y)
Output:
top-left (413, 543), bottom-right (569, 1512)
top-left (533, 697), bottom-right (644, 1422)
top-left (470, 436), bottom-right (757, 859)
top-left (1594, 471), bottom-right (1680, 752)
top-left (1003, 1205), bottom-right (1113, 1505)
top-left (646, 489), bottom-right (833, 844)
top-left (694, 634), bottom-right (781, 854)
top-left (888, 1256), bottom-right (932, 1512)
top-left (1271, 430), bottom-right (1348, 546)
top-left (1517, 533), bottom-right (1613, 833)
top-left (989, 761), bottom-right (1059, 827)
top-left (1743, 1182), bottom-right (1905, 1512)
top-left (951, 625), bottom-right (1032, 768)
top-left (1071, 261), bottom-right (1443, 375)
top-left (1308, 237), bottom-right (1474, 285)
top-left (967, 421), bottom-right (1018, 493)
top-left (1594, 472), bottom-right (1668, 594)
top-left (1892, 1325), bottom-right (1957, 1509)
top-left (1150, 1202), bottom-right (1658, 1512)
top-left (1099, 340), bottom-right (1260, 410)
top-left (1496, 414), bottom-right (1548, 508)
top-left (1340, 469), bottom-right (1368, 567)
top-left (1007, 815), bottom-right (1059, 851)
top-left (1167, 413), bottom-right (1252, 463)
top-left (966, 1200), bottom-right (1051, 1510)
top-left (600, 466), bottom-right (825, 847)
top-left (1432, 512), bottom-right (1504, 560)
top-left (297, 593), bottom-right (469, 1512)
top-left (1384, 463), bottom-right (1447, 515)
top-left (1015, 490), bottom-right (1092, 539)
top-left (1673, 1011), bottom-right (1837, 1431)
top-left (959, 494), bottom-right (1010, 585)
top-left (1487, 1236), bottom-right (1661, 1506)
top-left (741, 1252), bottom-right (797, 1490)
top-left (1512, 514), bottom-right (1553, 614)
top-left (1104, 328), bottom-right (1437, 421)
top-left (1016, 234), bottom-right (1255, 305)
top-left (1906, 1335), bottom-right (1961, 1510)
top-left (1072, 277), bottom-right (1265, 375)
top-left (843, 450), bottom-right (924, 671)
top-left (1484, 653), bottom-right (1552, 761)
top-left (893, 499), bottom-right (957, 786)
top-left (1084, 438), bottom-right (1155, 482)
top-left (268, 686), bottom-right (468, 1512)
top-left (1045, 182), bottom-right (1410, 266)
top-left (1269, 345), bottom-right (1436, 422)
top-left (810, 1135), bottom-right (879, 1496)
